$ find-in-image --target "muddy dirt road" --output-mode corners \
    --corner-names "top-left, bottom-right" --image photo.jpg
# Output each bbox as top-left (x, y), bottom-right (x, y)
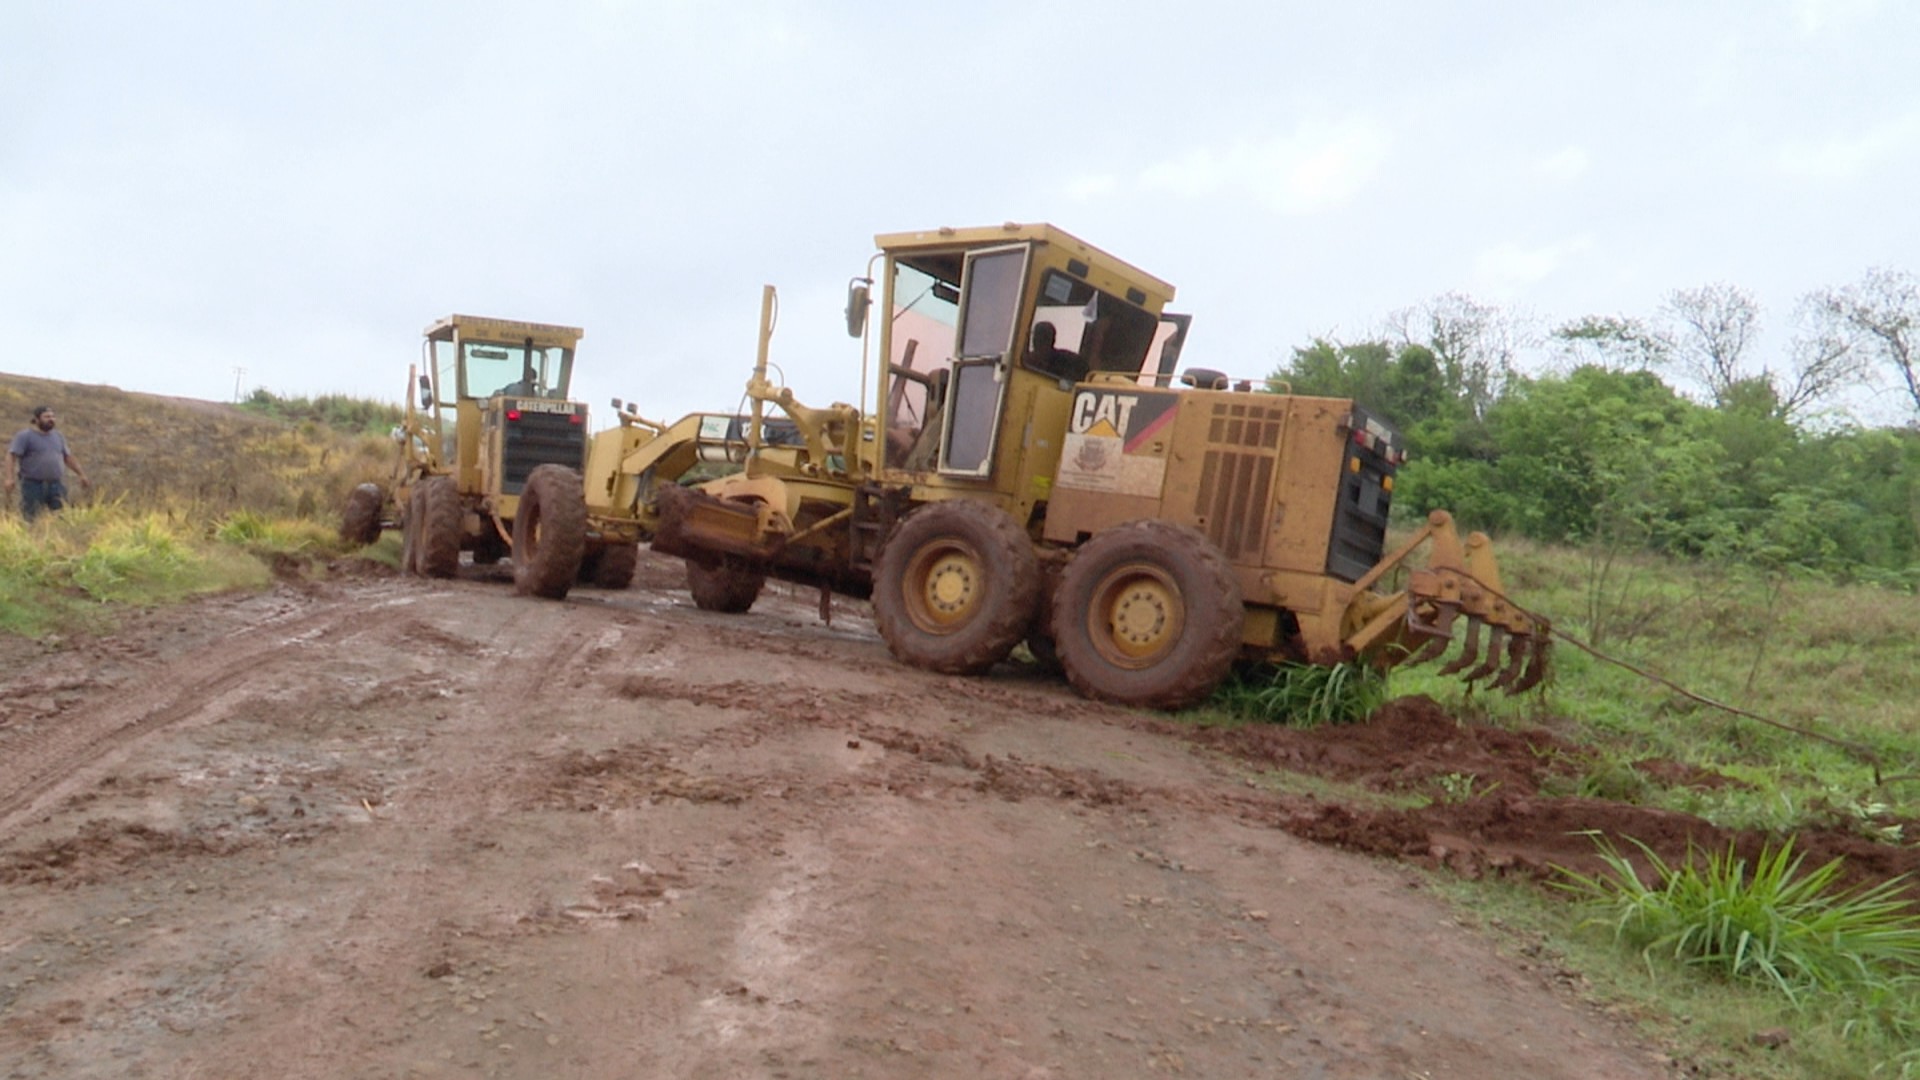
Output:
top-left (0, 556), bottom-right (1678, 1079)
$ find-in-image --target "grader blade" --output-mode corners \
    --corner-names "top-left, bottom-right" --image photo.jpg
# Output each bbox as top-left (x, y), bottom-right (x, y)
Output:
top-left (1488, 631), bottom-right (1529, 691)
top-left (1465, 625), bottom-right (1508, 684)
top-left (1436, 616), bottom-right (1483, 677)
top-left (1404, 603), bottom-right (1459, 665)
top-left (1508, 633), bottom-right (1552, 694)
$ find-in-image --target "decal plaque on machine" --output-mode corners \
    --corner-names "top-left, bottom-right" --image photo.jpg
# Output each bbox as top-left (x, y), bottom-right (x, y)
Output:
top-left (1056, 388), bottom-right (1179, 497)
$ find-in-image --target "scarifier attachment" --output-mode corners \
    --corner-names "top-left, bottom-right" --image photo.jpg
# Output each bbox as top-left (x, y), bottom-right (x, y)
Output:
top-left (1345, 510), bottom-right (1551, 695)
top-left (1436, 616), bottom-right (1481, 677)
top-left (1404, 602), bottom-right (1458, 665)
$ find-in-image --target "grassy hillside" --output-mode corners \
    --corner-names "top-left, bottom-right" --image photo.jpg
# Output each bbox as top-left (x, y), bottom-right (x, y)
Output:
top-left (0, 373), bottom-right (395, 520)
top-left (1391, 533), bottom-right (1920, 826)
top-left (0, 372), bottom-right (399, 635)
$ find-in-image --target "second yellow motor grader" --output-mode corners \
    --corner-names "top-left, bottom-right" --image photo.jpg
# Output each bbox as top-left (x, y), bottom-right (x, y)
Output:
top-left (339, 315), bottom-right (657, 599)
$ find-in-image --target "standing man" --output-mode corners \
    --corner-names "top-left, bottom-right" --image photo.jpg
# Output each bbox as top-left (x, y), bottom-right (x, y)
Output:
top-left (6, 406), bottom-right (91, 520)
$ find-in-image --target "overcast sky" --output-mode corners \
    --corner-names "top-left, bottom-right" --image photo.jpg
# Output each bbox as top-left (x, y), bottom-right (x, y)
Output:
top-left (5, 0), bottom-right (1916, 427)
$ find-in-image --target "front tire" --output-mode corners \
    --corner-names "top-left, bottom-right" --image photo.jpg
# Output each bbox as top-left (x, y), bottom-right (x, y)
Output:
top-left (400, 484), bottom-right (425, 575)
top-left (416, 476), bottom-right (462, 578)
top-left (871, 500), bottom-right (1039, 675)
top-left (512, 465), bottom-right (587, 599)
top-left (687, 556), bottom-right (766, 613)
top-left (339, 483), bottom-right (384, 547)
top-left (1051, 521), bottom-right (1242, 711)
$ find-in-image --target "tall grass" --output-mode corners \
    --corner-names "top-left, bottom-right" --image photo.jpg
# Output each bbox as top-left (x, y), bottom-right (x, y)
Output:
top-left (1559, 835), bottom-right (1920, 1075)
top-left (214, 510), bottom-right (339, 554)
top-left (236, 388), bottom-right (401, 437)
top-left (0, 509), bottom-right (298, 636)
top-left (1212, 661), bottom-right (1391, 726)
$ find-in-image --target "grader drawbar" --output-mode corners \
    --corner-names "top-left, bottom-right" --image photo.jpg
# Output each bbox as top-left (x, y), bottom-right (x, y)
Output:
top-left (371, 224), bottom-right (1552, 710)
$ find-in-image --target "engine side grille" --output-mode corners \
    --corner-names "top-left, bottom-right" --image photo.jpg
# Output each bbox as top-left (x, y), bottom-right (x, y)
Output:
top-left (503, 411), bottom-right (587, 494)
top-left (1192, 401), bottom-right (1285, 561)
top-left (1326, 405), bottom-right (1397, 582)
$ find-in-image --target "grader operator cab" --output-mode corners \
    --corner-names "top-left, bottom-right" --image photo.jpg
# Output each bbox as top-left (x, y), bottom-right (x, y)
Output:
top-left (586, 223), bottom-right (1551, 710)
top-left (337, 314), bottom-right (645, 598)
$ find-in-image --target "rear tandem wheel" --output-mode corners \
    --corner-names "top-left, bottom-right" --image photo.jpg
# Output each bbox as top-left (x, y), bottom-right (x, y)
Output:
top-left (1050, 520), bottom-right (1242, 711)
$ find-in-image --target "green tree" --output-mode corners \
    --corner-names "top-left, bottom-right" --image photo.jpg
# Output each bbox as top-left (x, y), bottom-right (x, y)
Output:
top-left (1553, 314), bottom-right (1672, 373)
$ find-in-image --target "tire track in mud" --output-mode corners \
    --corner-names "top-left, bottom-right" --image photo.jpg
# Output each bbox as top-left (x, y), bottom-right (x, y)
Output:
top-left (0, 585), bottom-right (424, 830)
top-left (560, 673), bottom-right (1251, 819)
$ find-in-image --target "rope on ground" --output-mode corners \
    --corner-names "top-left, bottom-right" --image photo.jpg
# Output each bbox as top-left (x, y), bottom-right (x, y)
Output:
top-left (1543, 625), bottom-right (1907, 788)
top-left (1461, 571), bottom-right (1910, 790)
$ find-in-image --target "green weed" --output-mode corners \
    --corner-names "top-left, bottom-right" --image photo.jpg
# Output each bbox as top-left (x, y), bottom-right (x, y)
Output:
top-left (1558, 832), bottom-right (1920, 1065)
top-left (214, 511), bottom-right (337, 554)
top-left (1434, 871), bottom-right (1920, 1080)
top-left (1434, 771), bottom-right (1498, 803)
top-left (1559, 826), bottom-right (1920, 1006)
top-left (1212, 661), bottom-right (1390, 726)
top-left (0, 509), bottom-right (272, 635)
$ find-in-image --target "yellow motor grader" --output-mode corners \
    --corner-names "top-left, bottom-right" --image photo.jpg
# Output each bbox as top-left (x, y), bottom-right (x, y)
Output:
top-left (576, 223), bottom-right (1550, 709)
top-left (338, 315), bottom-right (662, 599)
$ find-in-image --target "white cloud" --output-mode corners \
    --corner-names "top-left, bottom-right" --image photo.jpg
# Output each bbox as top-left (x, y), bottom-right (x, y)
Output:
top-left (1534, 146), bottom-right (1591, 183)
top-left (1138, 119), bottom-right (1391, 214)
top-left (1472, 236), bottom-right (1596, 299)
top-left (1064, 174), bottom-right (1120, 200)
top-left (1790, 0), bottom-right (1883, 33)
top-left (1775, 116), bottom-right (1920, 181)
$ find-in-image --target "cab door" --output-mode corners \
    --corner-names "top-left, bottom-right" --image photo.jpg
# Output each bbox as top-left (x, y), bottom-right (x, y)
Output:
top-left (938, 244), bottom-right (1029, 477)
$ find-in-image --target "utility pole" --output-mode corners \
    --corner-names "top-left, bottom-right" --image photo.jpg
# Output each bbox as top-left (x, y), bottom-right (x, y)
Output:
top-left (233, 367), bottom-right (246, 402)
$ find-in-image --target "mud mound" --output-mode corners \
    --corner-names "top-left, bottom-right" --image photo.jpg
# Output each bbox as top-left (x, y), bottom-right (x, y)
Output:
top-left (0, 820), bottom-right (244, 886)
top-left (1286, 793), bottom-right (1920, 906)
top-left (1194, 695), bottom-right (1586, 798)
top-left (1188, 696), bottom-right (1920, 908)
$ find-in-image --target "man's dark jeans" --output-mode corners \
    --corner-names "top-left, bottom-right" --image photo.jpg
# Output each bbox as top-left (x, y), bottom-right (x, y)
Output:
top-left (20, 478), bottom-right (66, 520)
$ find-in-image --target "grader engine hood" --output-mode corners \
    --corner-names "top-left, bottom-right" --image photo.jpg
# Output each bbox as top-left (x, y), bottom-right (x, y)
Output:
top-left (489, 398), bottom-right (588, 496)
top-left (1041, 386), bottom-right (1550, 693)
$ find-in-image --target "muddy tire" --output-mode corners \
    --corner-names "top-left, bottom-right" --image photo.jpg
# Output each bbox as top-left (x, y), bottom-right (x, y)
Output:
top-left (399, 486), bottom-right (423, 574)
top-left (339, 483), bottom-right (384, 547)
top-left (686, 556), bottom-right (766, 613)
top-left (1051, 521), bottom-right (1242, 711)
top-left (1022, 558), bottom-right (1065, 672)
top-left (594, 543), bottom-right (640, 590)
top-left (511, 465), bottom-right (586, 599)
top-left (415, 476), bottom-right (462, 579)
top-left (872, 500), bottom-right (1039, 675)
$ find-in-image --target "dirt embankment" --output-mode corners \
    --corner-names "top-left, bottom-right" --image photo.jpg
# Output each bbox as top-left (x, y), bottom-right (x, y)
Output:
top-left (6, 553), bottom-right (1883, 1078)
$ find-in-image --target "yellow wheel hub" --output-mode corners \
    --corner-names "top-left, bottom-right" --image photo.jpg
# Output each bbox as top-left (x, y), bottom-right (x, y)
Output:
top-left (907, 544), bottom-right (982, 632)
top-left (1093, 566), bottom-right (1186, 666)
